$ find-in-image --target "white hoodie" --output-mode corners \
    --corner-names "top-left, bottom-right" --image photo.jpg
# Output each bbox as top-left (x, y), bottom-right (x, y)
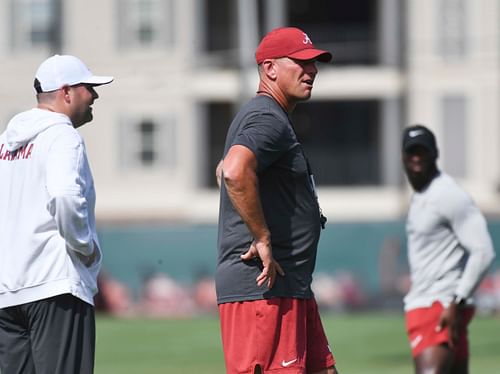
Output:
top-left (0, 108), bottom-right (102, 308)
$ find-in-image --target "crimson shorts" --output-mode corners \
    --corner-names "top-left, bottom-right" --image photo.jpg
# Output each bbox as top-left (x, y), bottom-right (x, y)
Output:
top-left (219, 297), bottom-right (335, 374)
top-left (405, 301), bottom-right (475, 359)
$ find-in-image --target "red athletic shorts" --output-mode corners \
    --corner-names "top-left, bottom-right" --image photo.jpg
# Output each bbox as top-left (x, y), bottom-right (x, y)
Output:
top-left (219, 297), bottom-right (335, 373)
top-left (405, 301), bottom-right (475, 359)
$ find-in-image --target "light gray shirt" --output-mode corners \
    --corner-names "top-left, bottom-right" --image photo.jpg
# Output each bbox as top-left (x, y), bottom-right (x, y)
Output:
top-left (404, 172), bottom-right (495, 310)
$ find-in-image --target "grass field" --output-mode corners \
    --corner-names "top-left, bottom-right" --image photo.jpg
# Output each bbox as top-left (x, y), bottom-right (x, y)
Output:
top-left (95, 312), bottom-right (500, 374)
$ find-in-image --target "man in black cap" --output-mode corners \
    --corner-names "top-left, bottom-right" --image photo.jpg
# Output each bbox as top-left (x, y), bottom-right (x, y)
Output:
top-left (401, 125), bottom-right (495, 374)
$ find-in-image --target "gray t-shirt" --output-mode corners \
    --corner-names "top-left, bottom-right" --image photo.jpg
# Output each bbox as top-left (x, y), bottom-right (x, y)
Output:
top-left (216, 95), bottom-right (323, 304)
top-left (404, 172), bottom-right (496, 310)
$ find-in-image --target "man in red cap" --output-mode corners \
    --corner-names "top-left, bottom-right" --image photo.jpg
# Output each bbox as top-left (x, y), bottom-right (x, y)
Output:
top-left (216, 27), bottom-right (338, 373)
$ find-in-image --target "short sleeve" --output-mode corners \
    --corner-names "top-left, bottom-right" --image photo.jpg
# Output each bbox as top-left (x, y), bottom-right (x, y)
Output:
top-left (233, 112), bottom-right (295, 172)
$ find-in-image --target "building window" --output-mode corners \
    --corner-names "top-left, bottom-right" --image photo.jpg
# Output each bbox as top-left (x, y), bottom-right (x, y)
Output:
top-left (204, 102), bottom-right (235, 188)
top-left (204, 100), bottom-right (382, 187)
top-left (437, 0), bottom-right (467, 60)
top-left (288, 0), bottom-right (378, 65)
top-left (200, 0), bottom-right (239, 67)
top-left (200, 0), bottom-right (381, 67)
top-left (292, 100), bottom-right (381, 186)
top-left (119, 116), bottom-right (177, 170)
top-left (442, 95), bottom-right (467, 177)
top-left (139, 120), bottom-right (156, 165)
top-left (117, 0), bottom-right (175, 49)
top-left (10, 0), bottom-right (61, 51)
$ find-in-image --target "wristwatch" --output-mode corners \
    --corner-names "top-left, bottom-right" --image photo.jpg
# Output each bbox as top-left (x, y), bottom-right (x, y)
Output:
top-left (452, 294), bottom-right (466, 306)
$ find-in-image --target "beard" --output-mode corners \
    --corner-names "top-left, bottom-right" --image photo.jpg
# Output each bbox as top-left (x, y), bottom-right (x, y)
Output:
top-left (404, 164), bottom-right (438, 192)
top-left (74, 108), bottom-right (93, 128)
top-left (406, 172), bottom-right (430, 191)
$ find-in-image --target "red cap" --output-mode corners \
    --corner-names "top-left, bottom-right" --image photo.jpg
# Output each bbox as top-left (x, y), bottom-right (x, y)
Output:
top-left (255, 27), bottom-right (332, 64)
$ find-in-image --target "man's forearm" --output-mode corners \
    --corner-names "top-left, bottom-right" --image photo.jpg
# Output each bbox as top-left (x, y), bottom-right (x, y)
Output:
top-left (455, 248), bottom-right (495, 298)
top-left (224, 169), bottom-right (270, 243)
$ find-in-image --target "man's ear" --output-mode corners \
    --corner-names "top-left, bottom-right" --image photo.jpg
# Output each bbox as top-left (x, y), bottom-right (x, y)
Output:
top-left (61, 85), bottom-right (72, 103)
top-left (261, 59), bottom-right (277, 80)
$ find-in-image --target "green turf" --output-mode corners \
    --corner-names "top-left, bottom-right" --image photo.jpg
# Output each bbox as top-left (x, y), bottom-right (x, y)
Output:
top-left (95, 316), bottom-right (224, 374)
top-left (95, 312), bottom-right (500, 374)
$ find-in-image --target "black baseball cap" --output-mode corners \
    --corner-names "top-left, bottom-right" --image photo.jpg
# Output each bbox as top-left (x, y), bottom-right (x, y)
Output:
top-left (402, 125), bottom-right (438, 157)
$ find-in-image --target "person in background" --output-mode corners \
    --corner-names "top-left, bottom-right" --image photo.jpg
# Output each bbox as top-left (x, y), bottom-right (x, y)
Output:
top-left (0, 54), bottom-right (113, 374)
top-left (401, 124), bottom-right (496, 374)
top-left (216, 27), bottom-right (338, 374)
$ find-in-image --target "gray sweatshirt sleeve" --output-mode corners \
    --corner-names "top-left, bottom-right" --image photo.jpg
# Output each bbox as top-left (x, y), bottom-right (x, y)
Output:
top-left (443, 189), bottom-right (496, 299)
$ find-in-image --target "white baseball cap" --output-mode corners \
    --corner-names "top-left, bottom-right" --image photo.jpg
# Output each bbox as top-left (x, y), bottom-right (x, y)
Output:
top-left (34, 54), bottom-right (114, 93)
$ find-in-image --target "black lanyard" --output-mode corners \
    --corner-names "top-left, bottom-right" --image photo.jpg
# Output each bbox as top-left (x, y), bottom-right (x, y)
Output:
top-left (293, 130), bottom-right (327, 230)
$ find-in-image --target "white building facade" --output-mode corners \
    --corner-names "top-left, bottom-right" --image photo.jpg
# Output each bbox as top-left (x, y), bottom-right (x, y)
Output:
top-left (1, 0), bottom-right (499, 223)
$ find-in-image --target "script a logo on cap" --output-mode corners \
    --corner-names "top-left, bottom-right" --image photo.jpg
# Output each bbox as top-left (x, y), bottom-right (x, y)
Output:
top-left (408, 129), bottom-right (424, 138)
top-left (302, 33), bottom-right (312, 45)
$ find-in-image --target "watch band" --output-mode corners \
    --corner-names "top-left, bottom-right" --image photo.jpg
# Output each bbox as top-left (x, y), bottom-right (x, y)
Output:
top-left (453, 294), bottom-right (466, 306)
